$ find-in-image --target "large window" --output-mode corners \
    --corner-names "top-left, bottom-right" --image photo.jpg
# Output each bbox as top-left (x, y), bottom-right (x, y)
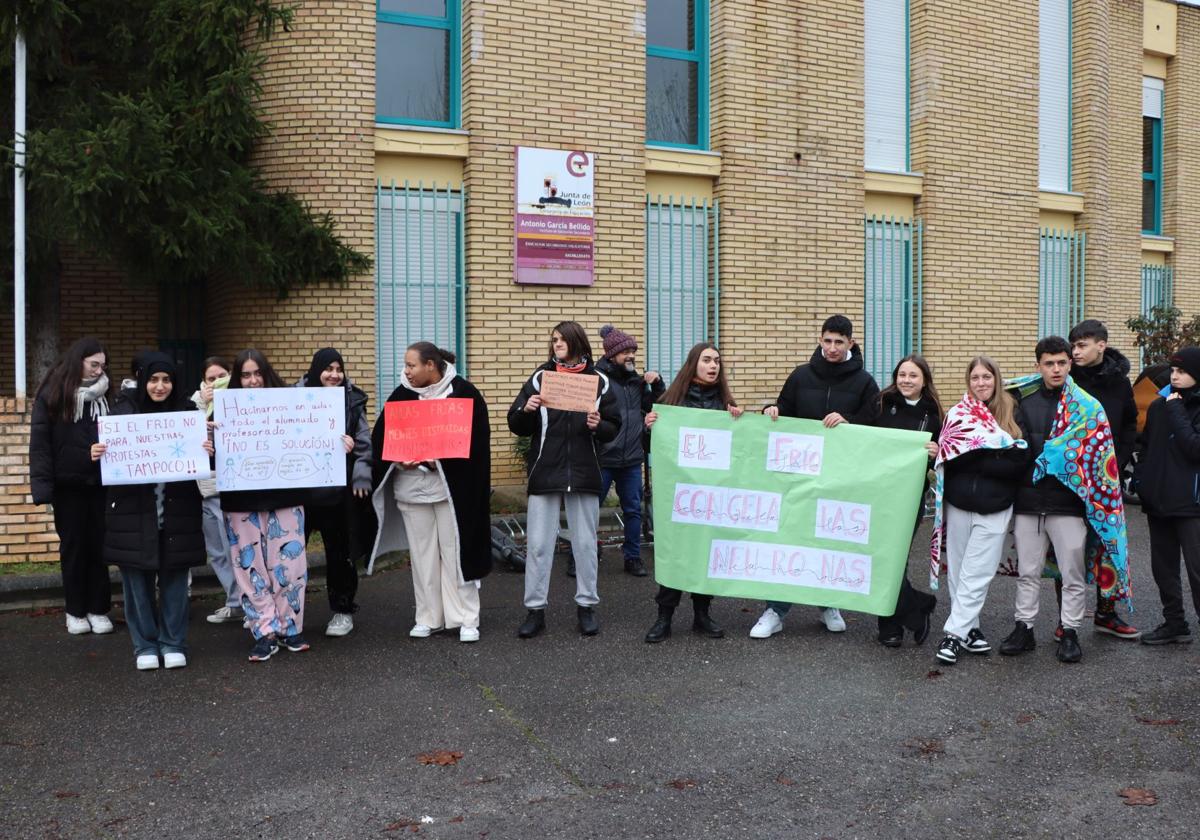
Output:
top-left (646, 0), bottom-right (708, 149)
top-left (864, 0), bottom-right (909, 173)
top-left (1143, 77), bottom-right (1164, 235)
top-left (863, 216), bottom-right (922, 384)
top-left (1038, 0), bottom-right (1071, 191)
top-left (376, 1), bottom-right (460, 128)
top-left (1038, 228), bottom-right (1086, 338)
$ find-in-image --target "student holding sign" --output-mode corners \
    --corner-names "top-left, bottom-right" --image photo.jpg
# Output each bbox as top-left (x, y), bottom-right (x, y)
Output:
top-left (220, 350), bottom-right (311, 662)
top-left (91, 353), bottom-right (211, 670)
top-left (370, 343), bottom-right (491, 642)
top-left (298, 348), bottom-right (373, 639)
top-left (643, 342), bottom-right (741, 643)
top-left (756, 315), bottom-right (880, 638)
top-left (29, 337), bottom-right (115, 636)
top-left (508, 321), bottom-right (620, 638)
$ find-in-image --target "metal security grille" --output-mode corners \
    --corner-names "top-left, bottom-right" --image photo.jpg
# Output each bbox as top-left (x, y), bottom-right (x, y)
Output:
top-left (1038, 228), bottom-right (1086, 338)
top-left (863, 215), bottom-right (923, 385)
top-left (1141, 263), bottom-right (1174, 315)
top-left (375, 182), bottom-right (466, 400)
top-left (645, 197), bottom-right (719, 383)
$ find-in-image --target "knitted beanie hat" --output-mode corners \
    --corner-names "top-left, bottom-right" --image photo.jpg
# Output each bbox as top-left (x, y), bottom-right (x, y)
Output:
top-left (1169, 346), bottom-right (1200, 383)
top-left (600, 325), bottom-right (637, 359)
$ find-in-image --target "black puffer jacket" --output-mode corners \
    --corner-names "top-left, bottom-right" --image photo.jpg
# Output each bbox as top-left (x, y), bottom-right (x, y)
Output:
top-left (1072, 348), bottom-right (1138, 468)
top-left (1135, 388), bottom-right (1200, 517)
top-left (944, 447), bottom-right (1029, 515)
top-left (100, 397), bottom-right (206, 571)
top-left (508, 361), bottom-right (620, 496)
top-left (298, 378), bottom-right (373, 507)
top-left (775, 347), bottom-right (881, 424)
top-left (595, 358), bottom-right (664, 468)
top-left (29, 392), bottom-right (104, 505)
top-left (875, 392), bottom-right (942, 509)
top-left (1014, 384), bottom-right (1085, 516)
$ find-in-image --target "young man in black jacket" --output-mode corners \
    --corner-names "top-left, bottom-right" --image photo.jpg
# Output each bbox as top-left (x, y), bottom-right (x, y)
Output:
top-left (594, 325), bottom-right (664, 577)
top-left (752, 314), bottom-right (881, 638)
top-left (1067, 320), bottom-right (1140, 639)
top-left (1000, 336), bottom-right (1089, 663)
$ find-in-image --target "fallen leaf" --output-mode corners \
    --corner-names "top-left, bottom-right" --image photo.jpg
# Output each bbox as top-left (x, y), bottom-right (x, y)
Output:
top-left (602, 781), bottom-right (629, 790)
top-left (417, 750), bottom-right (463, 766)
top-left (385, 818), bottom-right (420, 831)
top-left (1016, 713), bottom-right (1037, 725)
top-left (665, 778), bottom-right (698, 790)
top-left (28, 607), bottom-right (63, 618)
top-left (775, 775), bottom-right (796, 786)
top-left (53, 791), bottom-right (79, 799)
top-left (901, 738), bottom-right (944, 758)
top-left (1118, 787), bottom-right (1158, 806)
top-left (1135, 716), bottom-right (1181, 726)
top-left (449, 816), bottom-right (464, 824)
top-left (926, 670), bottom-right (942, 679)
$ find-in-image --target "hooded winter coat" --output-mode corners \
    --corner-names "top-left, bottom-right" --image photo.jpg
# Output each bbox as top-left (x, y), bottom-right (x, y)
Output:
top-left (1071, 347), bottom-right (1138, 468)
top-left (507, 360), bottom-right (621, 496)
top-left (595, 357), bottom-right (664, 468)
top-left (1135, 388), bottom-right (1200, 517)
top-left (1013, 383), bottom-right (1086, 517)
top-left (774, 347), bottom-right (881, 424)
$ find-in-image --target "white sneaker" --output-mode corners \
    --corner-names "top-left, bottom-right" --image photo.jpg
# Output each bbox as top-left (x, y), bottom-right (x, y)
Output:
top-left (87, 613), bottom-right (114, 634)
top-left (325, 613), bottom-right (354, 637)
top-left (163, 652), bottom-right (187, 669)
top-left (459, 627), bottom-right (480, 643)
top-left (136, 654), bottom-right (159, 671)
top-left (206, 606), bottom-right (243, 624)
top-left (66, 614), bottom-right (92, 635)
top-left (821, 608), bottom-right (847, 633)
top-left (409, 624), bottom-right (437, 638)
top-left (749, 608), bottom-right (783, 639)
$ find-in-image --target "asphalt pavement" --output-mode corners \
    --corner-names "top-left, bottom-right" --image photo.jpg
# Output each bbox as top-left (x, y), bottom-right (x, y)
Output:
top-left (1, 515), bottom-right (1198, 839)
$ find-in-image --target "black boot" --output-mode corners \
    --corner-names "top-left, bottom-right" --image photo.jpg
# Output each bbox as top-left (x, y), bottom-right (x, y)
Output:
top-left (577, 606), bottom-right (599, 636)
top-left (566, 554), bottom-right (576, 578)
top-left (517, 609), bottom-right (545, 639)
top-left (624, 557), bottom-right (648, 577)
top-left (692, 602), bottom-right (724, 638)
top-left (999, 621), bottom-right (1036, 656)
top-left (1056, 628), bottom-right (1082, 663)
top-left (645, 608), bottom-right (673, 643)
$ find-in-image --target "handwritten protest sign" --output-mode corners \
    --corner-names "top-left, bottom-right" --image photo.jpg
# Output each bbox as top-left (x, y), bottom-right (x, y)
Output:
top-left (213, 388), bottom-right (346, 492)
top-left (98, 411), bottom-right (209, 485)
top-left (539, 371), bottom-right (599, 412)
top-left (383, 399), bottom-right (473, 462)
top-left (650, 406), bottom-right (930, 615)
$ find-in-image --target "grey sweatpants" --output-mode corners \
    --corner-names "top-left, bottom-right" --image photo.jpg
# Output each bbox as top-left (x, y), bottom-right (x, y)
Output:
top-left (201, 495), bottom-right (240, 609)
top-left (1013, 513), bottom-right (1088, 630)
top-left (524, 492), bottom-right (600, 610)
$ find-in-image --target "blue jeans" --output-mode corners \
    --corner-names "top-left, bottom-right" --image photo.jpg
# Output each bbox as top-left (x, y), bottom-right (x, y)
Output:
top-left (120, 567), bottom-right (190, 657)
top-left (600, 464), bottom-right (644, 562)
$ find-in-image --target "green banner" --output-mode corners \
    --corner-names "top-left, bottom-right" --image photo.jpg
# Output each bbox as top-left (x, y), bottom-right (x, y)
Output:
top-left (650, 405), bottom-right (931, 616)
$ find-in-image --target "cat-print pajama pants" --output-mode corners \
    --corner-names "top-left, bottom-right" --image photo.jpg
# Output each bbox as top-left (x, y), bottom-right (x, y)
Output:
top-left (224, 507), bottom-right (307, 640)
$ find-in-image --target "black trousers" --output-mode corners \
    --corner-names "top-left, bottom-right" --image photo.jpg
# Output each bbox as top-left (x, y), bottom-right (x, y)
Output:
top-left (1147, 515), bottom-right (1200, 630)
top-left (878, 574), bottom-right (936, 636)
top-left (305, 496), bottom-right (359, 614)
top-left (52, 486), bottom-right (111, 617)
top-left (655, 585), bottom-right (712, 611)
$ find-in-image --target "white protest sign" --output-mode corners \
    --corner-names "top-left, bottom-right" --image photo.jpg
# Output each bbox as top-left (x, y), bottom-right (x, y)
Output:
top-left (671, 483), bottom-right (782, 533)
top-left (707, 540), bottom-right (872, 594)
top-left (677, 427), bottom-right (732, 471)
top-left (214, 388), bottom-right (346, 492)
top-left (98, 411), bottom-right (209, 486)
top-left (814, 499), bottom-right (872, 545)
top-left (765, 432), bottom-right (824, 476)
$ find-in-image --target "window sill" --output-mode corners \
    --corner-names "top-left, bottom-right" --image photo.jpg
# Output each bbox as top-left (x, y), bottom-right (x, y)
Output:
top-left (375, 125), bottom-right (469, 158)
top-left (864, 169), bottom-right (924, 196)
top-left (1142, 234), bottom-right (1175, 253)
top-left (1038, 190), bottom-right (1085, 213)
top-left (645, 146), bottom-right (721, 178)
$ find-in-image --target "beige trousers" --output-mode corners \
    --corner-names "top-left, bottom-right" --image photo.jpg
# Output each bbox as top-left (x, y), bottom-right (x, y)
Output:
top-left (397, 499), bottom-right (480, 630)
top-left (1013, 513), bottom-right (1088, 630)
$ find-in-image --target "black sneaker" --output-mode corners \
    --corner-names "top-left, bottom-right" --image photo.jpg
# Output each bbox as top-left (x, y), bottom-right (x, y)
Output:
top-left (1140, 623), bottom-right (1193, 646)
top-left (283, 633), bottom-right (311, 653)
top-left (1056, 628), bottom-right (1082, 663)
top-left (999, 622), bottom-right (1036, 656)
top-left (248, 636), bottom-right (279, 662)
top-left (961, 628), bottom-right (991, 654)
top-left (566, 555), bottom-right (576, 578)
top-left (624, 557), bottom-right (649, 577)
top-left (935, 635), bottom-right (960, 665)
top-left (517, 609), bottom-right (546, 639)
top-left (577, 606), bottom-right (600, 636)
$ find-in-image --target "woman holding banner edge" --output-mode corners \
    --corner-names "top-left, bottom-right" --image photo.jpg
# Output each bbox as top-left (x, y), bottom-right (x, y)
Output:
top-left (369, 343), bottom-right (491, 642)
top-left (642, 341), bottom-right (742, 643)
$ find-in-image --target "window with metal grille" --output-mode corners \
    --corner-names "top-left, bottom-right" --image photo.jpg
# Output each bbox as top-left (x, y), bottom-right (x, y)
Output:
top-left (863, 216), bottom-right (922, 385)
top-left (644, 197), bottom-right (719, 383)
top-left (375, 182), bottom-right (466, 400)
top-left (1037, 228), bottom-right (1086, 338)
top-left (1141, 264), bottom-right (1174, 315)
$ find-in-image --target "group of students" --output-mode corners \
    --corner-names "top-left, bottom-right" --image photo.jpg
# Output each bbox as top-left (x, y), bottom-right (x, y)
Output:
top-left (28, 313), bottom-right (1200, 669)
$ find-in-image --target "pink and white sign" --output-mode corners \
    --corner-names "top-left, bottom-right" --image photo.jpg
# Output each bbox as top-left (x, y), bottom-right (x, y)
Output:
top-left (707, 540), bottom-right (872, 594)
top-left (514, 146), bottom-right (595, 285)
top-left (815, 499), bottom-right (872, 545)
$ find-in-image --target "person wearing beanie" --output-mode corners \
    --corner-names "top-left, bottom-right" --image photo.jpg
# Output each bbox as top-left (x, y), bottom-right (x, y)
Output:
top-left (594, 324), bottom-right (663, 577)
top-left (1136, 346), bottom-right (1200, 645)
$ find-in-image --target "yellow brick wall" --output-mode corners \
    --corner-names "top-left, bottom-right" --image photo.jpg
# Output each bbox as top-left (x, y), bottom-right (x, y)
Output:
top-left (206, 0), bottom-right (377, 393)
top-left (911, 0), bottom-right (1041, 385)
top-left (461, 0), bottom-right (646, 484)
top-left (1164, 11), bottom-right (1200, 314)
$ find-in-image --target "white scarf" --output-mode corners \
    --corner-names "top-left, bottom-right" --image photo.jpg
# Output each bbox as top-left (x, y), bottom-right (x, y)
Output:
top-left (75, 374), bottom-right (110, 422)
top-left (400, 363), bottom-right (457, 400)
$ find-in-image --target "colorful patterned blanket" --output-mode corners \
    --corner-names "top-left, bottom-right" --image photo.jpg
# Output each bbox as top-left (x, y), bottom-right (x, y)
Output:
top-left (928, 394), bottom-right (1028, 589)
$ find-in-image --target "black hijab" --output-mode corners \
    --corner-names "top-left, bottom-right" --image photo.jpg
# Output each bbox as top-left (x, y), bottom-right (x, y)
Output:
top-left (303, 348), bottom-right (346, 388)
top-left (134, 352), bottom-right (184, 413)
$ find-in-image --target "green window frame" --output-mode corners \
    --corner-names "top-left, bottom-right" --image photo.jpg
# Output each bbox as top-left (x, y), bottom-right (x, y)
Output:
top-left (376, 1), bottom-right (461, 129)
top-left (863, 215), bottom-right (923, 385)
top-left (646, 0), bottom-right (709, 150)
top-left (1142, 115), bottom-right (1163, 236)
top-left (1038, 228), bottom-right (1086, 338)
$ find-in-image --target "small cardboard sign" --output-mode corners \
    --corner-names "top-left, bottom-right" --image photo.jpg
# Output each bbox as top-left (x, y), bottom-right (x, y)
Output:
top-left (382, 399), bottom-right (474, 462)
top-left (539, 371), bottom-right (599, 413)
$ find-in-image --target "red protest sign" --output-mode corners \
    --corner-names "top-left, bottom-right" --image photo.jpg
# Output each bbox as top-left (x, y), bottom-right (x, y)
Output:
top-left (383, 399), bottom-right (474, 463)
